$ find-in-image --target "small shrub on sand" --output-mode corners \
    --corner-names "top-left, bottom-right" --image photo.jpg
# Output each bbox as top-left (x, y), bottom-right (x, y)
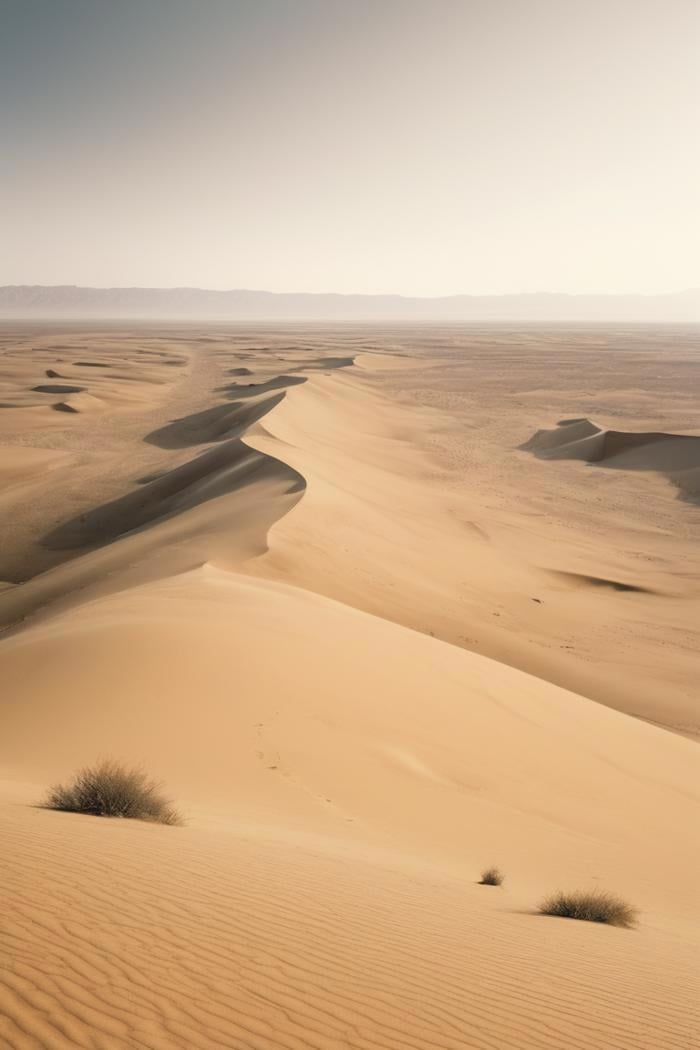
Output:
top-left (479, 866), bottom-right (504, 886)
top-left (44, 760), bottom-right (181, 825)
top-left (539, 890), bottom-right (638, 928)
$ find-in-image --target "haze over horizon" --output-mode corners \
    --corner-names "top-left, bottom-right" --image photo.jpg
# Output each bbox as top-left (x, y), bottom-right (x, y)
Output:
top-left (2, 283), bottom-right (699, 322)
top-left (3, 0), bottom-right (699, 297)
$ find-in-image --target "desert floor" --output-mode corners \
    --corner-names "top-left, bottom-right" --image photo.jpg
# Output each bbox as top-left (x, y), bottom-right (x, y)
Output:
top-left (0, 322), bottom-right (698, 1049)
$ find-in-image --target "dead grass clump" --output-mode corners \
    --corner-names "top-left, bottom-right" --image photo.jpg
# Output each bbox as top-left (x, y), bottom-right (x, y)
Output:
top-left (539, 890), bottom-right (638, 928)
top-left (479, 866), bottom-right (504, 886)
top-left (44, 760), bottom-right (181, 825)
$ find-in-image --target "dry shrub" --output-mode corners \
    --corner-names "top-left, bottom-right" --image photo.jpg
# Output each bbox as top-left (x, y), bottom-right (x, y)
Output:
top-left (44, 760), bottom-right (181, 825)
top-left (479, 866), bottom-right (504, 886)
top-left (539, 890), bottom-right (638, 928)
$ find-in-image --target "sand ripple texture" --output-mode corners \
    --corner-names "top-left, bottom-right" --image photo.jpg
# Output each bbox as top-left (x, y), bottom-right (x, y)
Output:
top-left (2, 805), bottom-right (698, 1050)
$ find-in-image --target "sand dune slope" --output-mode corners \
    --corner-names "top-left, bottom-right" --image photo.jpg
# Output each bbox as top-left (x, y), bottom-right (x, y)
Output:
top-left (521, 418), bottom-right (700, 502)
top-left (1, 568), bottom-right (698, 1049)
top-left (242, 363), bottom-right (700, 736)
top-left (1, 326), bottom-right (699, 1049)
top-left (2, 802), bottom-right (697, 1050)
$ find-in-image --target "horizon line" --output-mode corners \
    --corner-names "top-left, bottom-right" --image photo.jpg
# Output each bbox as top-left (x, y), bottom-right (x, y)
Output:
top-left (2, 284), bottom-right (699, 300)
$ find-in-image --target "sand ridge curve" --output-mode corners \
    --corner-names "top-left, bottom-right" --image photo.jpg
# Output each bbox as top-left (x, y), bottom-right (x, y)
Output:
top-left (0, 324), bottom-right (699, 1050)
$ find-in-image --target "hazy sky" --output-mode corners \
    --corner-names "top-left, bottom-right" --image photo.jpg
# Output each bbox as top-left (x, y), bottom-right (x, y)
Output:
top-left (2, 0), bottom-right (698, 295)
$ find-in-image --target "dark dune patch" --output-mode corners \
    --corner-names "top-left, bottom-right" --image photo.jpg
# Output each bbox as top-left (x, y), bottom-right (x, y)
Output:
top-left (73, 361), bottom-right (111, 368)
top-left (520, 418), bottom-right (700, 505)
top-left (145, 393), bottom-right (285, 449)
top-left (219, 374), bottom-right (307, 400)
top-left (297, 355), bottom-right (355, 371)
top-left (260, 350), bottom-right (321, 359)
top-left (108, 373), bottom-right (170, 386)
top-left (549, 571), bottom-right (656, 595)
top-left (519, 419), bottom-right (601, 458)
top-left (228, 367), bottom-right (253, 376)
top-left (45, 369), bottom-right (63, 378)
top-left (135, 349), bottom-right (184, 361)
top-left (222, 348), bottom-right (270, 355)
top-left (42, 435), bottom-right (305, 551)
top-left (51, 392), bottom-right (103, 414)
top-left (32, 384), bottom-right (85, 394)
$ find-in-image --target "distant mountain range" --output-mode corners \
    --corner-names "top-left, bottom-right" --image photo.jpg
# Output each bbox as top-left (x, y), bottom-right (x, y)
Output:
top-left (1, 285), bottom-right (699, 322)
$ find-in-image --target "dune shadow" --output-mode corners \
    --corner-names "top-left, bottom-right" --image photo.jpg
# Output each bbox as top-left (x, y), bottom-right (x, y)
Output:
top-left (298, 355), bottom-right (355, 371)
top-left (219, 374), bottom-right (307, 400)
top-left (520, 418), bottom-right (700, 505)
top-left (145, 393), bottom-right (285, 449)
top-left (32, 384), bottom-right (85, 394)
top-left (42, 436), bottom-right (306, 552)
top-left (548, 570), bottom-right (656, 595)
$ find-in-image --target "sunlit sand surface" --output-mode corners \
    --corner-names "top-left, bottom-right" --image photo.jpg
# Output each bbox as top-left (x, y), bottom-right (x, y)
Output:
top-left (1, 323), bottom-right (698, 1049)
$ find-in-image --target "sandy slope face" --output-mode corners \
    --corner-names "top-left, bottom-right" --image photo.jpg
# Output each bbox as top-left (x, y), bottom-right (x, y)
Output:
top-left (243, 347), bottom-right (700, 737)
top-left (0, 323), bottom-right (699, 1049)
top-left (3, 801), bottom-right (696, 1050)
top-left (0, 326), bottom-right (315, 599)
top-left (1, 320), bottom-right (698, 739)
top-left (1, 568), bottom-right (698, 909)
top-left (0, 325), bottom-right (196, 583)
top-left (1, 568), bottom-right (699, 1050)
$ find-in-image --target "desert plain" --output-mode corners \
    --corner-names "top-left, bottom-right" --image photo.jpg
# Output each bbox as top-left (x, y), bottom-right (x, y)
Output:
top-left (0, 322), bottom-right (698, 1049)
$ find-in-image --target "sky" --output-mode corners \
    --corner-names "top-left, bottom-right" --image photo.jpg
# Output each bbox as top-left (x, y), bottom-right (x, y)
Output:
top-left (2, 0), bottom-right (699, 296)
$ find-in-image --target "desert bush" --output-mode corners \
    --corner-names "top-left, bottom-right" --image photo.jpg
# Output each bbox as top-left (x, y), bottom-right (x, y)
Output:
top-left (539, 889), bottom-right (637, 928)
top-left (44, 760), bottom-right (181, 825)
top-left (479, 866), bottom-right (504, 886)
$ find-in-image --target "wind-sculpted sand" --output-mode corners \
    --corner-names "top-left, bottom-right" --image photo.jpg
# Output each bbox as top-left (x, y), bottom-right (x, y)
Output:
top-left (521, 417), bottom-right (700, 503)
top-left (0, 323), bottom-right (698, 1049)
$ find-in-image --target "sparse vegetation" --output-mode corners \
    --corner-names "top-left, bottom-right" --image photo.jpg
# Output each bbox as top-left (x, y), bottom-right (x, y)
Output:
top-left (44, 760), bottom-right (181, 825)
top-left (479, 866), bottom-right (504, 886)
top-left (539, 890), bottom-right (638, 928)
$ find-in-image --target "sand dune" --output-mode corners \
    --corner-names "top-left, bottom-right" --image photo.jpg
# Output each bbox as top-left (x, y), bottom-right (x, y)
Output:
top-left (0, 330), bottom-right (188, 416)
top-left (241, 357), bottom-right (700, 737)
top-left (0, 323), bottom-right (698, 1048)
top-left (4, 805), bottom-right (695, 1050)
top-left (43, 434), bottom-right (303, 551)
top-left (145, 393), bottom-right (289, 448)
top-left (54, 391), bottom-right (106, 414)
top-left (219, 374), bottom-right (309, 399)
top-left (2, 568), bottom-right (699, 1050)
top-left (521, 417), bottom-right (700, 502)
